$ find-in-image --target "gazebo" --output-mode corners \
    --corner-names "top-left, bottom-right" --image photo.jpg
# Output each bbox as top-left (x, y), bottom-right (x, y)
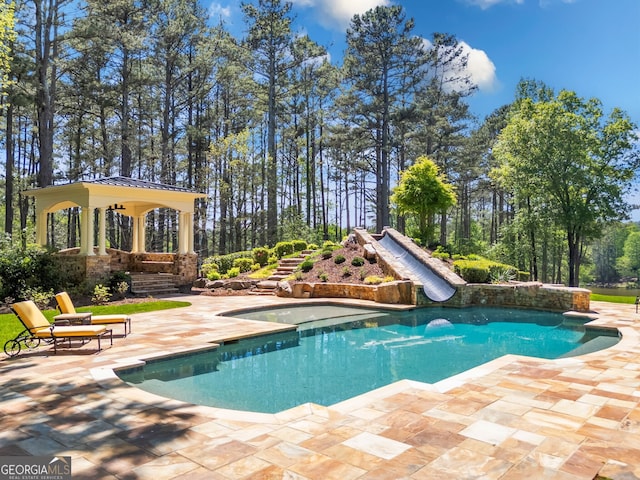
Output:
top-left (22, 177), bottom-right (208, 287)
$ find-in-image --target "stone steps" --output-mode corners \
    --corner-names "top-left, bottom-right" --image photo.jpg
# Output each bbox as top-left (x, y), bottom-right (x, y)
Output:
top-left (129, 273), bottom-right (180, 296)
top-left (257, 250), bottom-right (314, 294)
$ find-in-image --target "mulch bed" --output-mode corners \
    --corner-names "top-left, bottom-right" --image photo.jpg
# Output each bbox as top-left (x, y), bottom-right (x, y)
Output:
top-left (288, 242), bottom-right (388, 285)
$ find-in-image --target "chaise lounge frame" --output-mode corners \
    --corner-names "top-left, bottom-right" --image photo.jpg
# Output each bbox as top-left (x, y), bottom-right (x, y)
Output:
top-left (55, 291), bottom-right (131, 336)
top-left (4, 300), bottom-right (112, 357)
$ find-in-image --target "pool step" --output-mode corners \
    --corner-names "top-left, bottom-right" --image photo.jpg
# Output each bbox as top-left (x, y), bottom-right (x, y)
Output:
top-left (558, 335), bottom-right (620, 358)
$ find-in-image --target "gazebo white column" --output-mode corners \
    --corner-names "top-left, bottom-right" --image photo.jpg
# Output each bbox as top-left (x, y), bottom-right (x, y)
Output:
top-left (35, 208), bottom-right (48, 246)
top-left (98, 207), bottom-right (107, 255)
top-left (137, 215), bottom-right (146, 253)
top-left (131, 215), bottom-right (139, 253)
top-left (178, 212), bottom-right (188, 254)
top-left (188, 212), bottom-right (195, 254)
top-left (80, 206), bottom-right (95, 256)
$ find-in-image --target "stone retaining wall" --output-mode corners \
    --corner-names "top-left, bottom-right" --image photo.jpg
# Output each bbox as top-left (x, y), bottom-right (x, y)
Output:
top-left (287, 280), bottom-right (414, 304)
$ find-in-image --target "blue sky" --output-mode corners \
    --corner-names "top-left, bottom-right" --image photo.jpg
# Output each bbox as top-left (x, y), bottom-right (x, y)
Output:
top-left (210, 0), bottom-right (640, 125)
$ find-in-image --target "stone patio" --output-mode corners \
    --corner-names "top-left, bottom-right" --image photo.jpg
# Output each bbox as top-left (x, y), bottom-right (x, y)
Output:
top-left (1, 294), bottom-right (639, 479)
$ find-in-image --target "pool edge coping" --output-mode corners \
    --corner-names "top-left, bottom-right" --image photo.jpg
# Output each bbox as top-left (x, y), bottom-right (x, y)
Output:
top-left (90, 303), bottom-right (633, 424)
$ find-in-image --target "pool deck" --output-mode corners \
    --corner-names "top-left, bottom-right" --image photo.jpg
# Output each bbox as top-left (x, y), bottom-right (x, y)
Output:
top-left (1, 294), bottom-right (639, 479)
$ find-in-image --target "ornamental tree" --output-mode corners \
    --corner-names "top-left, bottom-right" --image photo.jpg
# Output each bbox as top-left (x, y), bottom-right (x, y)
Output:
top-left (391, 155), bottom-right (456, 245)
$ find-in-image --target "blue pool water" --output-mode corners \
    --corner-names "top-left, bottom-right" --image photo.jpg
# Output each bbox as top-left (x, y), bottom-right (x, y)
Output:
top-left (118, 306), bottom-right (618, 413)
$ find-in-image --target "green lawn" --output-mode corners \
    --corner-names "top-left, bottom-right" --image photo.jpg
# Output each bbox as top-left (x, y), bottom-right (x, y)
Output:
top-left (590, 293), bottom-right (637, 304)
top-left (0, 300), bottom-right (191, 348)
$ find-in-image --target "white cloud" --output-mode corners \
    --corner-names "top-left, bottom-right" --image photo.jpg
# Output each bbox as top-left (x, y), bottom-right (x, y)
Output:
top-left (464, 0), bottom-right (578, 8)
top-left (291, 0), bottom-right (391, 29)
top-left (460, 41), bottom-right (498, 92)
top-left (427, 39), bottom-right (498, 93)
top-left (209, 3), bottom-right (232, 21)
top-left (463, 0), bottom-right (524, 9)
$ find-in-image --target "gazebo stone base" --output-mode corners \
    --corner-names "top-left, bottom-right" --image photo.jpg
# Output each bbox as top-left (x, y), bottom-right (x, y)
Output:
top-left (55, 249), bottom-right (198, 287)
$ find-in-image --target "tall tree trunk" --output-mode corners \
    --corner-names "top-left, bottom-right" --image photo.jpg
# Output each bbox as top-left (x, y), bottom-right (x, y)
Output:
top-left (34, 0), bottom-right (60, 188)
top-left (4, 102), bottom-right (14, 236)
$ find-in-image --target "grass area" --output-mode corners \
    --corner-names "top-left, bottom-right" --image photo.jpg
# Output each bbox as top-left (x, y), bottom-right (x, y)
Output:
top-left (0, 300), bottom-right (191, 348)
top-left (590, 293), bottom-right (637, 304)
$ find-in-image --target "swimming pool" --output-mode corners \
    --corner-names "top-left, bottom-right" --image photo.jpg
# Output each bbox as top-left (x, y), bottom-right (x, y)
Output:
top-left (117, 305), bottom-right (619, 413)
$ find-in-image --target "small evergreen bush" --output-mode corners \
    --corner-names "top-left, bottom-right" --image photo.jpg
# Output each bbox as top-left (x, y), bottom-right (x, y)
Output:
top-left (274, 241), bottom-right (295, 258)
top-left (292, 240), bottom-right (307, 252)
top-left (351, 256), bottom-right (365, 267)
top-left (334, 254), bottom-right (346, 264)
top-left (299, 259), bottom-right (314, 272)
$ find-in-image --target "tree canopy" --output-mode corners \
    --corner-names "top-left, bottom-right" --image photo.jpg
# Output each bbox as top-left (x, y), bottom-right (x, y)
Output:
top-left (493, 88), bottom-right (639, 286)
top-left (1, 2), bottom-right (639, 288)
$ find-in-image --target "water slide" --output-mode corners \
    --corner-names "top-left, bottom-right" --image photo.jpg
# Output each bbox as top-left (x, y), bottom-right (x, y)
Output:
top-left (377, 232), bottom-right (458, 302)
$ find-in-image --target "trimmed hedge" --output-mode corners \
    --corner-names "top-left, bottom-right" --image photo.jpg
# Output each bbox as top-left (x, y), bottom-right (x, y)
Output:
top-left (453, 258), bottom-right (521, 284)
top-left (274, 241), bottom-right (294, 258)
top-left (203, 251), bottom-right (252, 274)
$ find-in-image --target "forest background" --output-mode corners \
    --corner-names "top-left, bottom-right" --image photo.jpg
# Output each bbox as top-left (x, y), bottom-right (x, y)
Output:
top-left (0, 0), bottom-right (639, 288)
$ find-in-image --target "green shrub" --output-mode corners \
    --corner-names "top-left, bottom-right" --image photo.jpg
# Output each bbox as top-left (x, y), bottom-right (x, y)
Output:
top-left (452, 256), bottom-right (520, 284)
top-left (252, 247), bottom-right (270, 266)
top-left (334, 254), bottom-right (346, 264)
top-left (200, 261), bottom-right (219, 277)
top-left (268, 255), bottom-right (278, 265)
top-left (0, 245), bottom-right (64, 301)
top-left (432, 250), bottom-right (450, 260)
top-left (225, 267), bottom-right (240, 278)
top-left (207, 270), bottom-right (221, 281)
top-left (292, 240), bottom-right (307, 252)
top-left (432, 245), bottom-right (450, 260)
top-left (203, 251), bottom-right (252, 274)
top-left (364, 276), bottom-right (384, 285)
top-left (108, 271), bottom-right (131, 294)
top-left (321, 249), bottom-right (333, 260)
top-left (233, 257), bottom-right (254, 273)
top-left (342, 267), bottom-right (351, 277)
top-left (274, 241), bottom-right (294, 258)
top-left (453, 260), bottom-right (490, 283)
top-left (251, 263), bottom-right (261, 272)
top-left (351, 256), bottom-right (365, 267)
top-left (318, 271), bottom-right (328, 282)
top-left (299, 259), bottom-right (314, 272)
top-left (91, 284), bottom-right (112, 305)
top-left (488, 263), bottom-right (517, 283)
top-left (22, 287), bottom-right (54, 310)
top-left (307, 243), bottom-right (319, 250)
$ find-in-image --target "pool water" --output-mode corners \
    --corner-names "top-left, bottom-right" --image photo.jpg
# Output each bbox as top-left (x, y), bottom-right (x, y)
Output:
top-left (118, 306), bottom-right (618, 413)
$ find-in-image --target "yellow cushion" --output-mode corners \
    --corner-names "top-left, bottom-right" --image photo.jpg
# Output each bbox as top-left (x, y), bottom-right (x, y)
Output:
top-left (12, 301), bottom-right (51, 330)
top-left (92, 315), bottom-right (129, 324)
top-left (35, 325), bottom-right (107, 338)
top-left (55, 292), bottom-right (77, 314)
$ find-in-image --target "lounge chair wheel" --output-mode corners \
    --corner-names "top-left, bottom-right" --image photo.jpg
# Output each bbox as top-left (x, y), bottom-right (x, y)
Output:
top-left (24, 337), bottom-right (40, 350)
top-left (4, 339), bottom-right (21, 358)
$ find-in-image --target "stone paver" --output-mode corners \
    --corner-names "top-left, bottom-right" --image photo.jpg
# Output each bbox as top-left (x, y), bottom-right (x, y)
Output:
top-left (1, 295), bottom-right (639, 479)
